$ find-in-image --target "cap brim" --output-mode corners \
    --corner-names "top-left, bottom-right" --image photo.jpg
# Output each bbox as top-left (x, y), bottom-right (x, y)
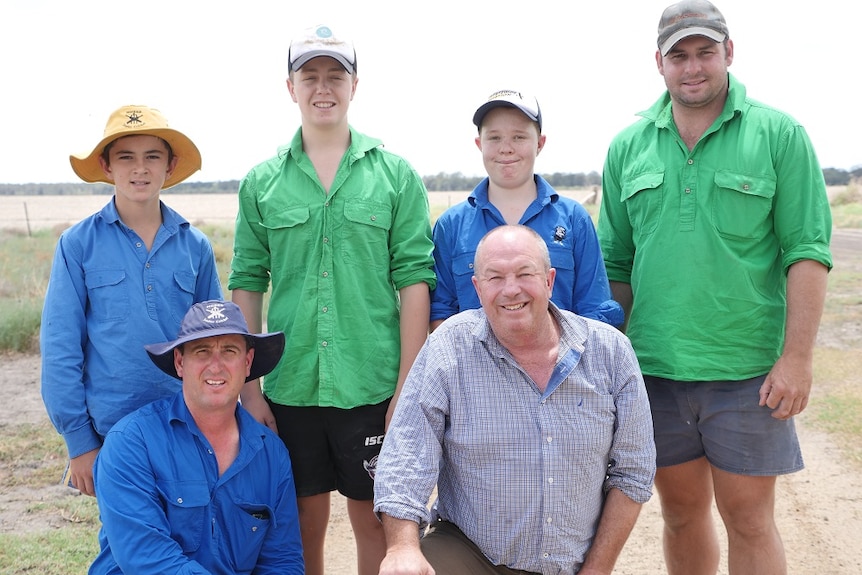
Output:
top-left (290, 50), bottom-right (355, 74)
top-left (145, 332), bottom-right (285, 382)
top-left (660, 27), bottom-right (726, 55)
top-left (473, 101), bottom-right (542, 132)
top-left (69, 127), bottom-right (202, 189)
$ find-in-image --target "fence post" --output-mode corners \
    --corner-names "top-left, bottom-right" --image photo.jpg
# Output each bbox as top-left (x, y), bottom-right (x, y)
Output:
top-left (23, 201), bottom-right (32, 237)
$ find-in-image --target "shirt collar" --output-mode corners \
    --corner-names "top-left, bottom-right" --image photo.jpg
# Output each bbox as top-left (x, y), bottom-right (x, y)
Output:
top-left (468, 175), bottom-right (558, 208)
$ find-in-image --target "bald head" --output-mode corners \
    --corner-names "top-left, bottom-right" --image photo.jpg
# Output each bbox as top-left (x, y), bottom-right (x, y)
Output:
top-left (474, 225), bottom-right (551, 278)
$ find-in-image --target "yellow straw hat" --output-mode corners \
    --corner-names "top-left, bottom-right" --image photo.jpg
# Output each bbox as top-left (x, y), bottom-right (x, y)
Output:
top-left (69, 105), bottom-right (202, 189)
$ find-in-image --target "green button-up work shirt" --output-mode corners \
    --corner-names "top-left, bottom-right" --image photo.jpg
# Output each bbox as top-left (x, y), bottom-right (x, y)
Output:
top-left (599, 74), bottom-right (832, 381)
top-left (229, 127), bottom-right (436, 408)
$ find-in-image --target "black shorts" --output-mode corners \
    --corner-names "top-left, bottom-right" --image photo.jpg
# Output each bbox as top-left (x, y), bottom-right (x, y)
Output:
top-left (267, 397), bottom-right (390, 500)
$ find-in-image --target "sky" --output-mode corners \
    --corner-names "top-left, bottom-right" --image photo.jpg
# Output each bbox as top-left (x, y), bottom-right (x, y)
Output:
top-left (1, 0), bottom-right (859, 185)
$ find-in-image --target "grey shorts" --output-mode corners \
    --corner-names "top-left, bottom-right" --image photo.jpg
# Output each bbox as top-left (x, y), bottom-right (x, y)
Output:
top-left (644, 375), bottom-right (803, 476)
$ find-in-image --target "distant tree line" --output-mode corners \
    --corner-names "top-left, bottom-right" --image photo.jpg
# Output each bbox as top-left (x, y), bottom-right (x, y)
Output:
top-left (1, 167), bottom-right (858, 195)
top-left (822, 167), bottom-right (862, 186)
top-left (0, 180), bottom-right (242, 196)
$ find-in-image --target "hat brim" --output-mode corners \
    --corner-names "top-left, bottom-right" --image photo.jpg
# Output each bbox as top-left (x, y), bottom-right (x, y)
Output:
top-left (145, 331), bottom-right (286, 382)
top-left (69, 127), bottom-right (202, 189)
top-left (473, 101), bottom-right (542, 132)
top-left (659, 27), bottom-right (726, 56)
top-left (290, 50), bottom-right (355, 74)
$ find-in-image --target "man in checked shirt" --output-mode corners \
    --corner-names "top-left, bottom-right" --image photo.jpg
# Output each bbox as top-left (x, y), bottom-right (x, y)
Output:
top-left (374, 224), bottom-right (656, 575)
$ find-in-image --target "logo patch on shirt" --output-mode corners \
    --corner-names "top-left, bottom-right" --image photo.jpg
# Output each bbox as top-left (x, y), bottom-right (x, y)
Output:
top-left (203, 303), bottom-right (229, 324)
top-left (553, 226), bottom-right (567, 244)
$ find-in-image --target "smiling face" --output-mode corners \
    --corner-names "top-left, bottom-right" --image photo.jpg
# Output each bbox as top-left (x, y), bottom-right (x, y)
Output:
top-left (657, 35), bottom-right (733, 111)
top-left (175, 334), bottom-right (253, 414)
top-left (98, 135), bottom-right (177, 209)
top-left (287, 55), bottom-right (357, 129)
top-left (476, 107), bottom-right (545, 191)
top-left (472, 226), bottom-right (555, 343)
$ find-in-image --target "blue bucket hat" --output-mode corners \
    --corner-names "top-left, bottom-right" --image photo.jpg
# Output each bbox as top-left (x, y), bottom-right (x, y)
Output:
top-left (145, 300), bottom-right (285, 382)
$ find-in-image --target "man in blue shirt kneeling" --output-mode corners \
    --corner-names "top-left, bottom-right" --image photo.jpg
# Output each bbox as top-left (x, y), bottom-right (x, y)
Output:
top-left (89, 300), bottom-right (304, 575)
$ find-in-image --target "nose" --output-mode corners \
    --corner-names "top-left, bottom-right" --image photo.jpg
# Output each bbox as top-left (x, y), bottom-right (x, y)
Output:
top-left (205, 349), bottom-right (228, 372)
top-left (501, 274), bottom-right (522, 296)
top-left (315, 78), bottom-right (333, 94)
top-left (499, 138), bottom-right (516, 153)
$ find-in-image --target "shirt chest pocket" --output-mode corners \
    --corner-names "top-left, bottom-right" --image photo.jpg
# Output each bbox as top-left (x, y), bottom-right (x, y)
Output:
top-left (622, 171), bottom-right (664, 238)
top-left (342, 201), bottom-right (392, 270)
top-left (157, 479), bottom-right (211, 553)
top-left (260, 206), bottom-right (312, 277)
top-left (711, 171), bottom-right (776, 240)
top-left (84, 269), bottom-right (129, 322)
top-left (452, 251), bottom-right (478, 305)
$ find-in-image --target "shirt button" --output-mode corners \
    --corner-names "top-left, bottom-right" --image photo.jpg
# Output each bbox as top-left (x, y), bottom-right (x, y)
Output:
top-left (323, 237), bottom-right (329, 243)
top-left (145, 262), bottom-right (151, 269)
top-left (321, 341), bottom-right (328, 347)
top-left (548, 477), bottom-right (554, 484)
top-left (743, 184), bottom-right (750, 191)
top-left (370, 215), bottom-right (377, 221)
top-left (177, 498), bottom-right (183, 504)
top-left (546, 436), bottom-right (553, 443)
top-left (322, 306), bottom-right (328, 313)
top-left (468, 263), bottom-right (474, 269)
top-left (546, 516), bottom-right (553, 524)
top-left (136, 242), bottom-right (142, 248)
top-left (688, 159), bottom-right (694, 165)
top-left (146, 285), bottom-right (153, 291)
top-left (252, 526), bottom-right (258, 532)
top-left (685, 188), bottom-right (691, 194)
top-left (324, 201), bottom-right (330, 207)
top-left (322, 271), bottom-right (329, 278)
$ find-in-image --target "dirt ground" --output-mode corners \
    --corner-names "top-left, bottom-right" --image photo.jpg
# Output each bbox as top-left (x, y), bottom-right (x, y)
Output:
top-left (2, 229), bottom-right (860, 574)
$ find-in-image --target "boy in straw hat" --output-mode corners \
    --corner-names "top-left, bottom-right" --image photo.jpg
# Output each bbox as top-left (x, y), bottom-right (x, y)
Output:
top-left (89, 300), bottom-right (304, 574)
top-left (40, 105), bottom-right (223, 497)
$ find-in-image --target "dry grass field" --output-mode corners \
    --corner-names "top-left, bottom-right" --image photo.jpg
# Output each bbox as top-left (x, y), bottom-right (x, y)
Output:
top-left (0, 189), bottom-right (600, 233)
top-left (1, 186), bottom-right (859, 574)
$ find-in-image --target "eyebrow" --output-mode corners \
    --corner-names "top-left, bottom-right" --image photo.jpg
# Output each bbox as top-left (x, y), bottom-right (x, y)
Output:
top-left (112, 148), bottom-right (166, 155)
top-left (480, 263), bottom-right (536, 275)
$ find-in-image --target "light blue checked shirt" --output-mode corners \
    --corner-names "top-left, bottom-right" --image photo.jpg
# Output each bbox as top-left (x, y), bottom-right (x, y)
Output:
top-left (374, 304), bottom-right (655, 574)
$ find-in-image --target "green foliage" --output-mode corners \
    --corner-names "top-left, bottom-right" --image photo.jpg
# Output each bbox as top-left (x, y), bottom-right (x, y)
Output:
top-left (0, 229), bottom-right (57, 353)
top-left (0, 422), bottom-right (67, 487)
top-left (0, 413), bottom-right (100, 574)
top-left (823, 167), bottom-right (852, 186)
top-left (0, 181), bottom-right (240, 196)
top-left (420, 171), bottom-right (602, 191)
top-left (0, 525), bottom-right (100, 575)
top-left (811, 348), bottom-right (862, 465)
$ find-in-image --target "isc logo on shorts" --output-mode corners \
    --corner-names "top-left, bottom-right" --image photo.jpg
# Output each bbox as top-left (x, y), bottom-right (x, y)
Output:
top-left (364, 434), bottom-right (385, 446)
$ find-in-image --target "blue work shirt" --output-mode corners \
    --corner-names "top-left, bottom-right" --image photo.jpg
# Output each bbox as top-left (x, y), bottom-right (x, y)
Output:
top-left (40, 198), bottom-right (222, 458)
top-left (90, 393), bottom-right (304, 575)
top-left (431, 175), bottom-right (623, 326)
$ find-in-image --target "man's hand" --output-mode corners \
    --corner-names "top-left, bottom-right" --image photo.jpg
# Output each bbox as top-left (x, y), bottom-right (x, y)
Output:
top-left (69, 448), bottom-right (99, 497)
top-left (240, 380), bottom-right (278, 432)
top-left (378, 547), bottom-right (435, 575)
top-left (379, 515), bottom-right (434, 575)
top-left (759, 352), bottom-right (813, 420)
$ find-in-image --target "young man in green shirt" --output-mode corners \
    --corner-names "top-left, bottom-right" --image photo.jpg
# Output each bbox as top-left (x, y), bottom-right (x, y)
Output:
top-left (229, 24), bottom-right (435, 575)
top-left (599, 1), bottom-right (832, 573)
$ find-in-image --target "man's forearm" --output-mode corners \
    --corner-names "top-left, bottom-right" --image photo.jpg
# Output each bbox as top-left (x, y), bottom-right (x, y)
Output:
top-left (783, 259), bottom-right (829, 359)
top-left (579, 488), bottom-right (642, 574)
